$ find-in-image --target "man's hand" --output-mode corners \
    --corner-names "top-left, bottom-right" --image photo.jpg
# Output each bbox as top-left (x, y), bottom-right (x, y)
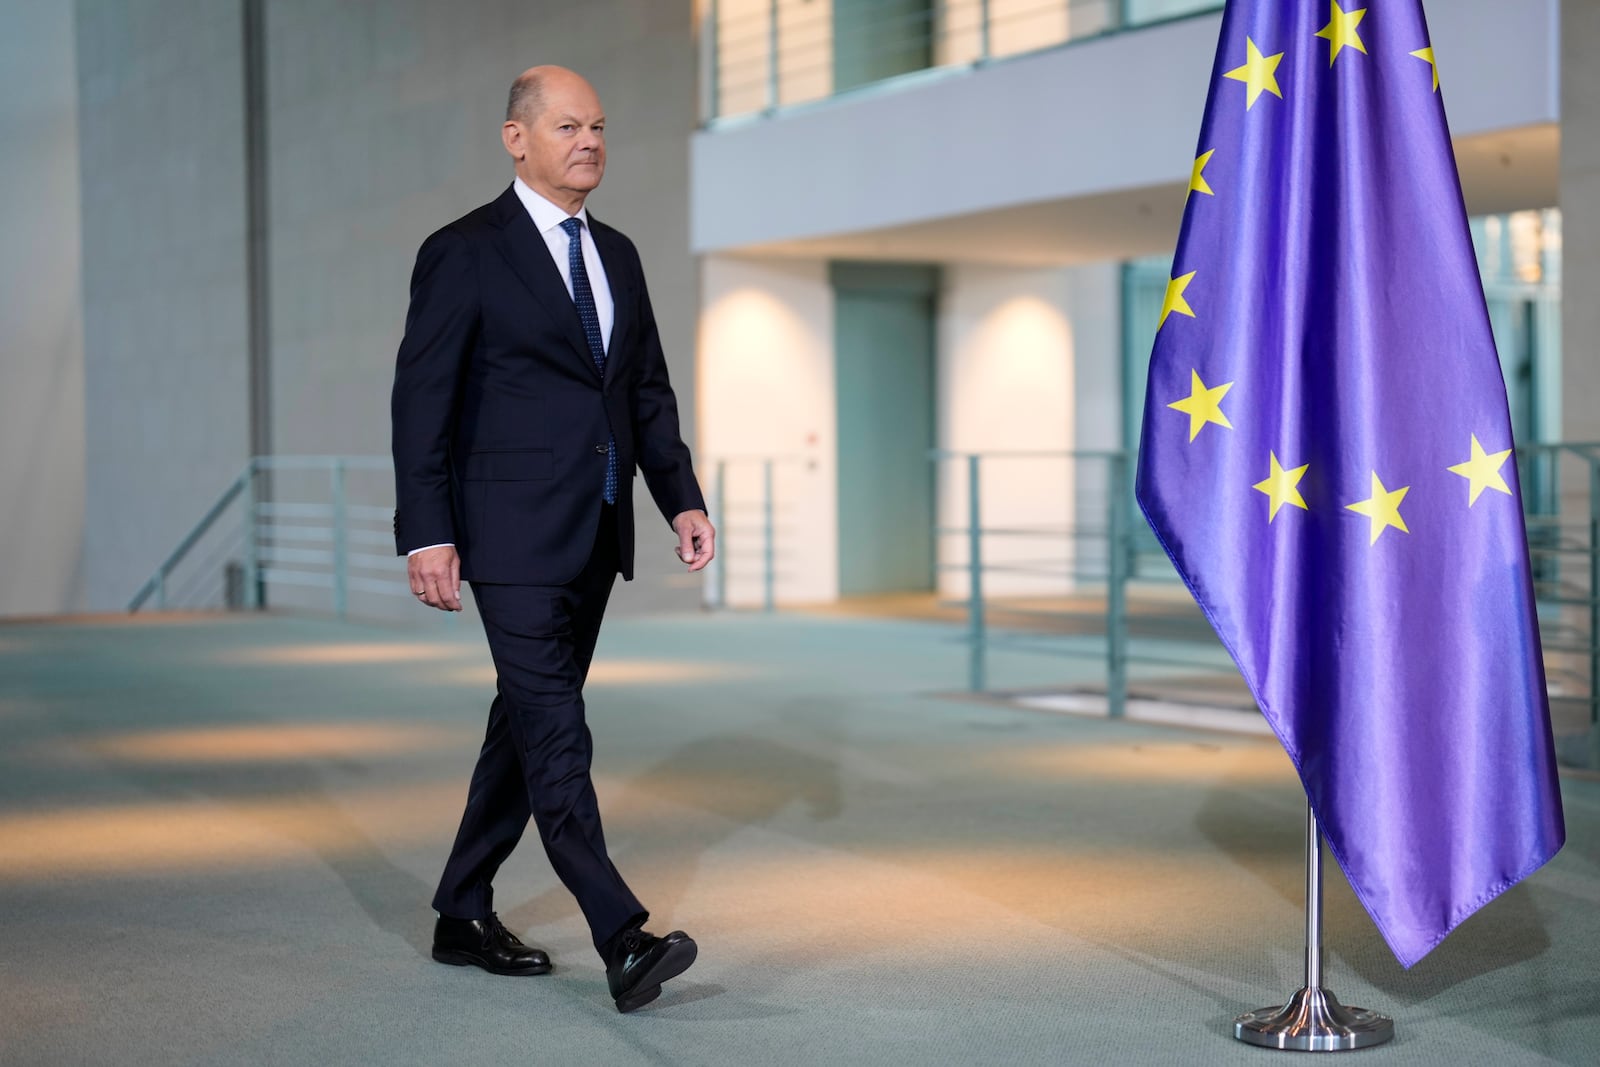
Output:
top-left (408, 545), bottom-right (462, 611)
top-left (672, 510), bottom-right (716, 573)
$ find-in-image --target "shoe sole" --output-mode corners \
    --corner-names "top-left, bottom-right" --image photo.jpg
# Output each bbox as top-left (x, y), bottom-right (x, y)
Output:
top-left (614, 939), bottom-right (697, 1014)
top-left (431, 948), bottom-right (552, 976)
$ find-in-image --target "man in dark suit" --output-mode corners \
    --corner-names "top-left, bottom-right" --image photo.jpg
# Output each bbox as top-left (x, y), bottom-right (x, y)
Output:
top-left (391, 65), bottom-right (714, 1014)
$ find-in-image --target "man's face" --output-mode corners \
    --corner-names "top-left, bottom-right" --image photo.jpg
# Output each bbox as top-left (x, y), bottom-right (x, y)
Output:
top-left (509, 77), bottom-right (606, 202)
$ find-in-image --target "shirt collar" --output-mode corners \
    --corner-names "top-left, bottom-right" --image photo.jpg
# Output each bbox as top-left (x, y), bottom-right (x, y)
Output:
top-left (513, 177), bottom-right (589, 236)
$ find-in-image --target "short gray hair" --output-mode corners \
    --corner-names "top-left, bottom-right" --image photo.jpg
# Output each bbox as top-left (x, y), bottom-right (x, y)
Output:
top-left (506, 71), bottom-right (545, 123)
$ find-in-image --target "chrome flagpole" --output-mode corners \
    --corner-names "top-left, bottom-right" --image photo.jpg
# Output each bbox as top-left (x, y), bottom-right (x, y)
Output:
top-left (1234, 801), bottom-right (1395, 1051)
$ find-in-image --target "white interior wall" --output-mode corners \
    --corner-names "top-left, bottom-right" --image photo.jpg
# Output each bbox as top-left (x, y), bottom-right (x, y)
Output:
top-left (698, 255), bottom-right (837, 605)
top-left (936, 262), bottom-right (1119, 600)
top-left (0, 0), bottom-right (86, 616)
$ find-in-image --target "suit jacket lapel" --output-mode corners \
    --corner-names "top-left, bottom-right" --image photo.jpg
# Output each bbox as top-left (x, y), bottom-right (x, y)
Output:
top-left (488, 186), bottom-right (600, 379)
top-left (589, 218), bottom-right (632, 386)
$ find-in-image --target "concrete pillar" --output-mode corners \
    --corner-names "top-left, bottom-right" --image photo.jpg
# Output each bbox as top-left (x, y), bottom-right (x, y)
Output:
top-left (0, 0), bottom-right (86, 615)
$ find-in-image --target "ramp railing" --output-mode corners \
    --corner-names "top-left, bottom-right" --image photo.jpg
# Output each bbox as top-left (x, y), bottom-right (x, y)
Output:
top-left (127, 456), bottom-right (405, 618)
top-left (934, 445), bottom-right (1600, 768)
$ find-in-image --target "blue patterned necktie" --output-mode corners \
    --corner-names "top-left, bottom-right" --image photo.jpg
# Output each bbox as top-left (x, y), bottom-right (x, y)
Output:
top-left (559, 217), bottom-right (617, 505)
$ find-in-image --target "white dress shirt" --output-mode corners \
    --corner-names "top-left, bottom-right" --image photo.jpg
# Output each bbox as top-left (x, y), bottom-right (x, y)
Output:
top-left (513, 176), bottom-right (614, 354)
top-left (407, 179), bottom-right (614, 557)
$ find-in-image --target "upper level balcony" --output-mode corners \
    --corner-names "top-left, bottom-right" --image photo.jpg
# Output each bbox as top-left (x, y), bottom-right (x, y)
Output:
top-left (692, 0), bottom-right (1561, 263)
top-left (701, 0), bottom-right (1223, 124)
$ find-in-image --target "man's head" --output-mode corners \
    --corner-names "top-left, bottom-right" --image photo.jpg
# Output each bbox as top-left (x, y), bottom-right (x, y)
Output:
top-left (502, 66), bottom-right (606, 212)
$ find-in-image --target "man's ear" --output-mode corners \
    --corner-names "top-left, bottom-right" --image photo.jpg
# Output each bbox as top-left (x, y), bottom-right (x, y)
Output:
top-left (501, 121), bottom-right (524, 161)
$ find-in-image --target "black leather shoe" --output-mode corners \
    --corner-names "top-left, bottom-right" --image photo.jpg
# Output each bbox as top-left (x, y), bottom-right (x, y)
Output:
top-left (432, 913), bottom-right (552, 976)
top-left (605, 927), bottom-right (697, 1013)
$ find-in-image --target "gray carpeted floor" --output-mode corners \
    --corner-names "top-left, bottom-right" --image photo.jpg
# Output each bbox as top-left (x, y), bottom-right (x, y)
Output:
top-left (0, 609), bottom-right (1596, 1066)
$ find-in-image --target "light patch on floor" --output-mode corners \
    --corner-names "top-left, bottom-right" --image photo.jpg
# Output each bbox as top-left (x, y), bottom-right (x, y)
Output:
top-left (445, 658), bottom-right (755, 688)
top-left (5, 612), bottom-right (237, 628)
top-left (990, 738), bottom-right (1296, 786)
top-left (663, 836), bottom-right (1305, 964)
top-left (1016, 692), bottom-right (1276, 736)
top-left (215, 642), bottom-right (478, 666)
top-left (0, 781), bottom-right (468, 880)
top-left (61, 722), bottom-right (468, 765)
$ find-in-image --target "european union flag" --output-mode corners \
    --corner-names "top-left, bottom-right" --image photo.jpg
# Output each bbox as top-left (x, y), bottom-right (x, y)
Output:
top-left (1136, 0), bottom-right (1565, 967)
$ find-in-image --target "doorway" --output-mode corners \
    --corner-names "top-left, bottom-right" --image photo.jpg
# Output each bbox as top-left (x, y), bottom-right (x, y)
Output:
top-left (831, 263), bottom-right (939, 596)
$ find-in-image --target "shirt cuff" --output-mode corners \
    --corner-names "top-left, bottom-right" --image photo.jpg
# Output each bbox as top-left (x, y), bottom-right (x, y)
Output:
top-left (407, 543), bottom-right (455, 556)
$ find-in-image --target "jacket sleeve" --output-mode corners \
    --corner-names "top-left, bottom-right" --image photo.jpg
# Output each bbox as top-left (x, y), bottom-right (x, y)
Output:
top-left (629, 250), bottom-right (707, 525)
top-left (391, 228), bottom-right (478, 554)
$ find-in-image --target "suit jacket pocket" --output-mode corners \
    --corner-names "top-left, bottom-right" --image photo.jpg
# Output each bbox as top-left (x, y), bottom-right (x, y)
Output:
top-left (462, 449), bottom-right (554, 481)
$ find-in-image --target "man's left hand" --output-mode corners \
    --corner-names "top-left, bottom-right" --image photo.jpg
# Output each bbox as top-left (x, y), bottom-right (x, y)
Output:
top-left (671, 509), bottom-right (716, 572)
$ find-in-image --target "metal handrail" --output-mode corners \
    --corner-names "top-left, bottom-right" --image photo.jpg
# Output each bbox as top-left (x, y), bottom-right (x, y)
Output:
top-left (127, 464), bottom-right (254, 612)
top-left (705, 455), bottom-right (809, 612)
top-left (128, 455), bottom-right (404, 618)
top-left (931, 448), bottom-right (1150, 707)
top-left (936, 444), bottom-right (1600, 768)
top-left (136, 451), bottom-right (797, 619)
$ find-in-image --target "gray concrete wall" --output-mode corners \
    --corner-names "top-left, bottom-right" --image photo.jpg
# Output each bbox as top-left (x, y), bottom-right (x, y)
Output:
top-left (55, 1), bottom-right (700, 616)
top-left (263, 0), bottom-right (702, 615)
top-left (0, 1), bottom-right (87, 616)
top-left (1563, 0), bottom-right (1600, 441)
top-left (75, 0), bottom-right (253, 611)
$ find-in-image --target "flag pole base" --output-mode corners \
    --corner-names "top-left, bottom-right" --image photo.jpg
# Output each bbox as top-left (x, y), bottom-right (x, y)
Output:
top-left (1234, 986), bottom-right (1394, 1051)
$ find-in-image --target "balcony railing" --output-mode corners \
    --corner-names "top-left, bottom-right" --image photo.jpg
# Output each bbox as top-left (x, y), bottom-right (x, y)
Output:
top-left (127, 456), bottom-right (407, 619)
top-left (129, 442), bottom-right (1600, 768)
top-left (701, 0), bottom-right (1224, 123)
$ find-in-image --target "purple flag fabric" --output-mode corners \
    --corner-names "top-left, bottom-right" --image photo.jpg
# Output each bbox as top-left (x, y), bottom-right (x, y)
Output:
top-left (1136, 0), bottom-right (1565, 967)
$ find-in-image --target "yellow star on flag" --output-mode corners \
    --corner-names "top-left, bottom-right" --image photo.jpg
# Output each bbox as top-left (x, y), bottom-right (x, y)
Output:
top-left (1345, 471), bottom-right (1410, 544)
top-left (1190, 150), bottom-right (1215, 197)
top-left (1224, 37), bottom-right (1285, 110)
top-left (1410, 46), bottom-right (1440, 91)
top-left (1253, 452), bottom-right (1310, 522)
top-left (1447, 434), bottom-right (1513, 505)
top-left (1159, 270), bottom-right (1197, 330)
top-left (1167, 370), bottom-right (1233, 442)
top-left (1315, 2), bottom-right (1368, 66)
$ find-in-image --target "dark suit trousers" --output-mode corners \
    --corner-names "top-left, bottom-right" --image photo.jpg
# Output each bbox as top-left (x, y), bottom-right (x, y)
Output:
top-left (432, 506), bottom-right (647, 949)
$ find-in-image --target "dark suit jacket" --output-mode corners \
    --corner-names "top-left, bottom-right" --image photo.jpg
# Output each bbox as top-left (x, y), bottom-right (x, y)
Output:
top-left (391, 185), bottom-right (705, 585)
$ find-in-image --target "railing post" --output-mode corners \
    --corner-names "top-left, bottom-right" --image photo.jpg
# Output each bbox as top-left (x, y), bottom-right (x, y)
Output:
top-left (978, 0), bottom-right (991, 63)
top-left (1106, 453), bottom-right (1129, 719)
top-left (331, 459), bottom-right (349, 620)
top-left (968, 454), bottom-right (986, 691)
top-left (243, 461), bottom-right (262, 609)
top-left (714, 460), bottom-right (728, 609)
top-left (1589, 455), bottom-right (1600, 770)
top-left (763, 459), bottom-right (776, 613)
top-left (766, 0), bottom-right (780, 111)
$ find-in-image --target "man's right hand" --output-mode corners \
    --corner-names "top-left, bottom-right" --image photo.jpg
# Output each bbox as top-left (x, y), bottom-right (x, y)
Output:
top-left (408, 545), bottom-right (463, 612)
